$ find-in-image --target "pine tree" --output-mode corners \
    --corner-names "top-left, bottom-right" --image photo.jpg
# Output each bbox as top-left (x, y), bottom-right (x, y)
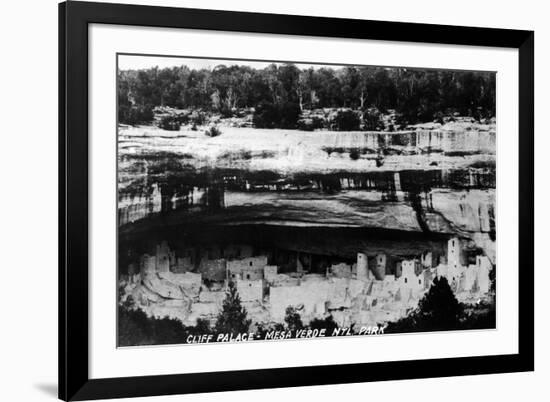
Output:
top-left (386, 276), bottom-right (464, 333)
top-left (214, 282), bottom-right (251, 335)
top-left (415, 276), bottom-right (463, 330)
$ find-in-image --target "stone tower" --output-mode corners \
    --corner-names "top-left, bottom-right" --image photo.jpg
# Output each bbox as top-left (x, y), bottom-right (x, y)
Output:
top-left (356, 252), bottom-right (369, 281)
top-left (447, 237), bottom-right (461, 270)
top-left (372, 253), bottom-right (386, 280)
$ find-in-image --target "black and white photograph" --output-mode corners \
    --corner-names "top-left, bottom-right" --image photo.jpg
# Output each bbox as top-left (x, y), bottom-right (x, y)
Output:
top-left (1, 0), bottom-right (542, 400)
top-left (117, 55), bottom-right (497, 347)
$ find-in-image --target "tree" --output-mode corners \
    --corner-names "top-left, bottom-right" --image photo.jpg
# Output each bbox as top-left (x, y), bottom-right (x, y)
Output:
top-left (297, 67), bottom-right (320, 110)
top-left (277, 64), bottom-right (301, 105)
top-left (315, 68), bottom-right (343, 107)
top-left (118, 302), bottom-right (214, 346)
top-left (357, 67), bottom-right (375, 109)
top-left (340, 67), bottom-right (371, 109)
top-left (210, 65), bottom-right (255, 114)
top-left (386, 276), bottom-right (464, 333)
top-left (264, 64), bottom-right (282, 104)
top-left (214, 281), bottom-right (252, 335)
top-left (284, 306), bottom-right (303, 331)
top-left (185, 69), bottom-right (212, 109)
top-left (117, 70), bottom-right (155, 125)
top-left (416, 276), bottom-right (463, 329)
top-left (117, 63), bottom-right (496, 127)
top-left (118, 304), bottom-right (154, 346)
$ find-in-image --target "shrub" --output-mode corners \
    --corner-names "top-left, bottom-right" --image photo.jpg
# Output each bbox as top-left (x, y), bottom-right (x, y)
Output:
top-left (255, 322), bottom-right (285, 339)
top-left (253, 101), bottom-right (301, 129)
top-left (119, 104), bottom-right (154, 125)
top-left (309, 315), bottom-right (338, 336)
top-left (349, 148), bottom-right (360, 160)
top-left (279, 102), bottom-right (301, 129)
top-left (194, 318), bottom-right (212, 334)
top-left (205, 125), bottom-right (222, 137)
top-left (362, 108), bottom-right (384, 131)
top-left (190, 111), bottom-right (207, 127)
top-left (395, 101), bottom-right (438, 127)
top-left (219, 105), bottom-right (235, 118)
top-left (332, 109), bottom-right (360, 131)
top-left (434, 111), bottom-right (445, 124)
top-left (284, 306), bottom-right (303, 331)
top-left (218, 149), bottom-right (252, 161)
top-left (175, 113), bottom-right (190, 125)
top-left (158, 115), bottom-right (181, 131)
top-left (297, 121), bottom-right (314, 131)
top-left (297, 116), bottom-right (325, 131)
top-left (253, 102), bottom-right (280, 129)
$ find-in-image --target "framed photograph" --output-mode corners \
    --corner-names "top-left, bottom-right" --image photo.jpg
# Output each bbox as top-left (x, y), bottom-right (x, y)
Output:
top-left (59, 1), bottom-right (534, 400)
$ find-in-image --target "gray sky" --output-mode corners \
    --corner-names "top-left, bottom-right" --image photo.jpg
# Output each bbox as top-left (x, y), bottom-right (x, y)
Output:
top-left (118, 54), bottom-right (338, 71)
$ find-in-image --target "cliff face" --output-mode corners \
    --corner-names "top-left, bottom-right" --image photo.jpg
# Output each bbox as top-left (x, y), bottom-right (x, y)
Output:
top-left (118, 188), bottom-right (495, 244)
top-left (119, 125), bottom-right (495, 174)
top-left (312, 129), bottom-right (495, 154)
top-left (424, 189), bottom-right (494, 234)
top-left (422, 189), bottom-right (495, 261)
top-left (120, 125), bottom-right (495, 154)
top-left (118, 125), bottom-right (496, 259)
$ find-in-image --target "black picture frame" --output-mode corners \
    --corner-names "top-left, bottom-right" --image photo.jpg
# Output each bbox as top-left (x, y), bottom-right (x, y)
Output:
top-left (59, 1), bottom-right (534, 400)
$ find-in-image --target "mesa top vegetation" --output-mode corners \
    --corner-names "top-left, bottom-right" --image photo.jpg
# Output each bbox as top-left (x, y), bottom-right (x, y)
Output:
top-left (118, 63), bottom-right (495, 129)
